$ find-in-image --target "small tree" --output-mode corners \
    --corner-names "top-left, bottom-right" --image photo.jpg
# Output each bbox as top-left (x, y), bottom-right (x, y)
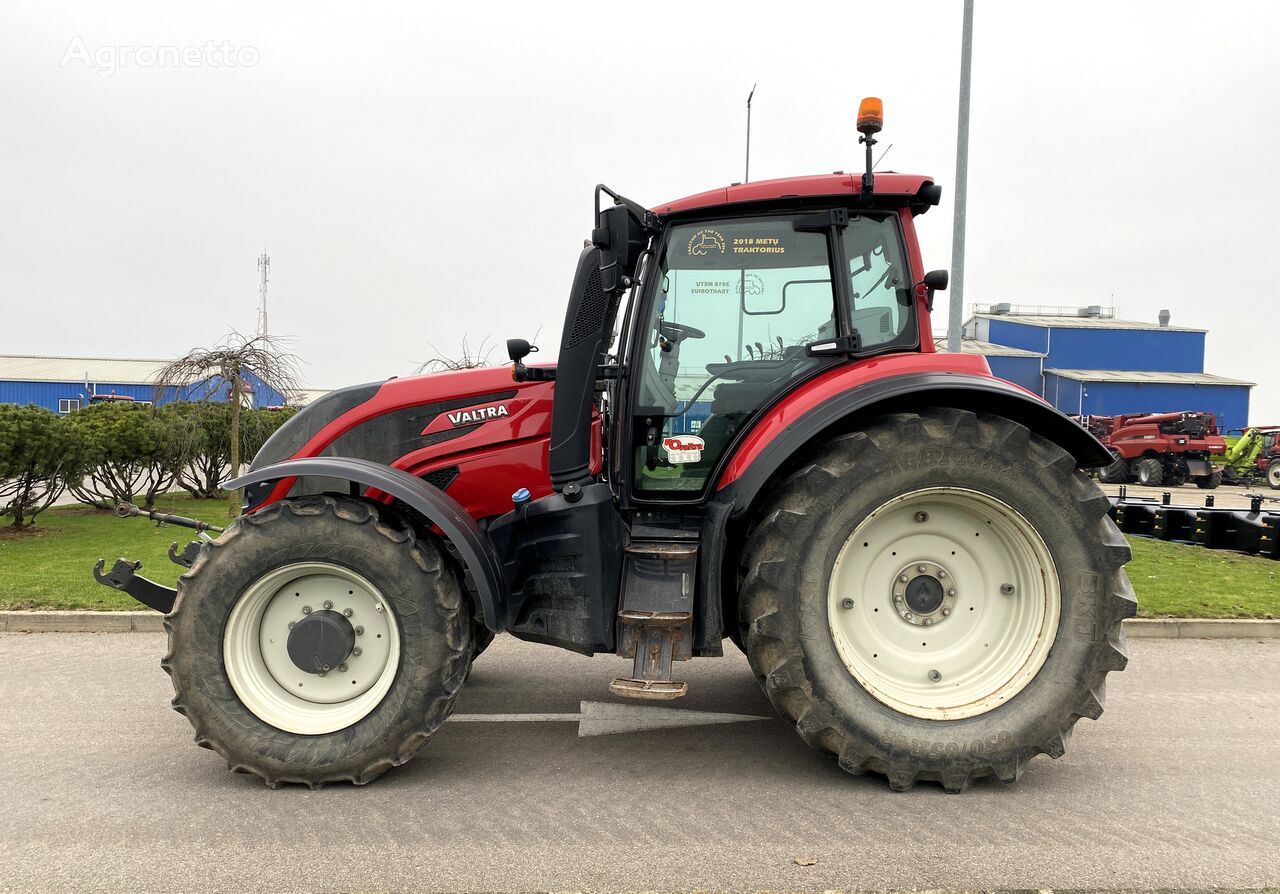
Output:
top-left (0, 405), bottom-right (82, 528)
top-left (163, 401), bottom-right (231, 499)
top-left (65, 401), bottom-right (190, 511)
top-left (154, 334), bottom-right (301, 517)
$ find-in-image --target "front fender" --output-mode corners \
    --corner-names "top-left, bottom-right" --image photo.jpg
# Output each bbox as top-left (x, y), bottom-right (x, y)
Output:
top-left (716, 371), bottom-right (1110, 517)
top-left (226, 457), bottom-right (508, 632)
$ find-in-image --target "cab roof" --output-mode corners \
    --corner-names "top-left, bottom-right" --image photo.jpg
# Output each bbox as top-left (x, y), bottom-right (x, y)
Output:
top-left (651, 172), bottom-right (936, 216)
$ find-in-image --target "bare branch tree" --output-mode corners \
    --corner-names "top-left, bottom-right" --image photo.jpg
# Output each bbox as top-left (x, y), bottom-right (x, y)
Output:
top-left (153, 332), bottom-right (302, 518)
top-left (414, 334), bottom-right (496, 374)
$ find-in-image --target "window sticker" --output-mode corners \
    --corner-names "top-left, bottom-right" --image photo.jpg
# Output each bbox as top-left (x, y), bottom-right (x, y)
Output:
top-left (662, 435), bottom-right (705, 464)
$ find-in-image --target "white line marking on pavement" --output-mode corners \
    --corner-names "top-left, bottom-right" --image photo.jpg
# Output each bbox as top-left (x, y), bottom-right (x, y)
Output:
top-left (448, 699), bottom-right (772, 737)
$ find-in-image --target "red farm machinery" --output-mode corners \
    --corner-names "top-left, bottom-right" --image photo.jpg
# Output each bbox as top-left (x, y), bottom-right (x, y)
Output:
top-left (1088, 411), bottom-right (1227, 488)
top-left (96, 99), bottom-right (1134, 792)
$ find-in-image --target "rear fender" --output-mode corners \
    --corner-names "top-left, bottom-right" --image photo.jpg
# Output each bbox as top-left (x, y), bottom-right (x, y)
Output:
top-left (226, 457), bottom-right (508, 632)
top-left (715, 372), bottom-right (1111, 517)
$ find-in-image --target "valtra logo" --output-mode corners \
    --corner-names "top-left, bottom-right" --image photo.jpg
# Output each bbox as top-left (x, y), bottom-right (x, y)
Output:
top-left (446, 404), bottom-right (509, 427)
top-left (662, 434), bottom-right (705, 464)
top-left (420, 401), bottom-right (514, 435)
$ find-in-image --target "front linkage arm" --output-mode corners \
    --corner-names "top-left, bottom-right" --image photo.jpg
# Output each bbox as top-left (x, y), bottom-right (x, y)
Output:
top-left (91, 503), bottom-right (226, 614)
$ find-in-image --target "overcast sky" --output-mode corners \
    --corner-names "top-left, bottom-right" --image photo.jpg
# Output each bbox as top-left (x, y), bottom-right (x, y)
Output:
top-left (3, 1), bottom-right (1278, 422)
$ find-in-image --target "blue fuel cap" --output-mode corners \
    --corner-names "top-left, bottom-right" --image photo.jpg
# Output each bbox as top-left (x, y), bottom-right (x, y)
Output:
top-left (512, 487), bottom-right (531, 505)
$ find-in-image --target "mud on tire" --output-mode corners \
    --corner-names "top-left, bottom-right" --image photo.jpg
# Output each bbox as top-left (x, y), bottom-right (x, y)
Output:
top-left (738, 408), bottom-right (1135, 792)
top-left (163, 495), bottom-right (472, 788)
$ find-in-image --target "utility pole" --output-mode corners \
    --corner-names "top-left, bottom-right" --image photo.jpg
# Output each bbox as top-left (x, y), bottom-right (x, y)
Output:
top-left (257, 252), bottom-right (270, 338)
top-left (744, 83), bottom-right (756, 183)
top-left (947, 0), bottom-right (975, 353)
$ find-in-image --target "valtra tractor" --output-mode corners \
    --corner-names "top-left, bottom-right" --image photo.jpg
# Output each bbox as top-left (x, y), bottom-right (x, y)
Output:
top-left (1089, 411), bottom-right (1227, 488)
top-left (98, 99), bottom-right (1135, 792)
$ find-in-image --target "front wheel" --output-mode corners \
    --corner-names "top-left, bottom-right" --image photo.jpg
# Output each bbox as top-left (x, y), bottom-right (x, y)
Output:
top-left (1269, 462), bottom-right (1280, 490)
top-left (164, 495), bottom-right (472, 787)
top-left (739, 409), bottom-right (1135, 792)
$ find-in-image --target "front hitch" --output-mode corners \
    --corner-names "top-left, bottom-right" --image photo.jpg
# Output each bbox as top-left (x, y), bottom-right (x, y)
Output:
top-left (91, 503), bottom-right (225, 613)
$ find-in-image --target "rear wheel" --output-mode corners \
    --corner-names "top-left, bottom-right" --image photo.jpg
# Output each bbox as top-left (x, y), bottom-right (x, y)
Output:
top-left (164, 495), bottom-right (472, 787)
top-left (1135, 457), bottom-right (1164, 486)
top-left (1269, 462), bottom-right (1280, 490)
top-left (739, 409), bottom-right (1135, 792)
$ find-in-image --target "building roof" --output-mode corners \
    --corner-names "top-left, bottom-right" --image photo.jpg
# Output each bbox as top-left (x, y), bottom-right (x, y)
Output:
top-left (652, 172), bottom-right (934, 216)
top-left (0, 354), bottom-right (172, 385)
top-left (934, 337), bottom-right (1044, 359)
top-left (971, 313), bottom-right (1205, 333)
top-left (1044, 368), bottom-right (1255, 387)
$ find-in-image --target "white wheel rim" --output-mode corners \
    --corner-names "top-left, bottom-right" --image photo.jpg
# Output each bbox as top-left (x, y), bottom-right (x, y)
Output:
top-left (827, 487), bottom-right (1060, 720)
top-left (1270, 464), bottom-right (1280, 487)
top-left (223, 562), bottom-right (401, 735)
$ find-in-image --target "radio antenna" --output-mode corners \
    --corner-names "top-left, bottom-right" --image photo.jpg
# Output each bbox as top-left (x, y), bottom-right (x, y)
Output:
top-left (744, 83), bottom-right (757, 183)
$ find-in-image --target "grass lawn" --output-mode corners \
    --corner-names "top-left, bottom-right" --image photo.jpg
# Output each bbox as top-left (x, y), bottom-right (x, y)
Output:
top-left (0, 494), bottom-right (227, 611)
top-left (1, 500), bottom-right (1277, 617)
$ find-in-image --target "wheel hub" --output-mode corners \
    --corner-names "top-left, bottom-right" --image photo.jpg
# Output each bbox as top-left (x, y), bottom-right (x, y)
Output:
top-left (892, 561), bottom-right (956, 625)
top-left (286, 610), bottom-right (355, 674)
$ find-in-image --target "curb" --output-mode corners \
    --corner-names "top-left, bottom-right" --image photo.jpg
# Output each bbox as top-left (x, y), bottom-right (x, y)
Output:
top-left (0, 611), bottom-right (165, 633)
top-left (0, 611), bottom-right (1276, 638)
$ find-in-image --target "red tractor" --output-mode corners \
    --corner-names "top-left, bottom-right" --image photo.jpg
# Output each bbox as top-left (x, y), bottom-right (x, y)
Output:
top-left (102, 100), bottom-right (1133, 792)
top-left (1089, 411), bottom-right (1227, 488)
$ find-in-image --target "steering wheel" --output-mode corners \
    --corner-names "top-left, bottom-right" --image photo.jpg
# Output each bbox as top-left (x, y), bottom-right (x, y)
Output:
top-left (659, 321), bottom-right (706, 341)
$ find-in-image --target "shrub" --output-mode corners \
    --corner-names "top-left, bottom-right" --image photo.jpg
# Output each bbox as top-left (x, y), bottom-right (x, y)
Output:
top-left (0, 405), bottom-right (83, 528)
top-left (65, 402), bottom-right (191, 510)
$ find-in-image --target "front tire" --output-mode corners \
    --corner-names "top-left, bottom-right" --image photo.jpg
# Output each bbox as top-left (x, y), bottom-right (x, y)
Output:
top-left (164, 495), bottom-right (472, 787)
top-left (1194, 470), bottom-right (1223, 489)
top-left (1269, 462), bottom-right (1280, 490)
top-left (738, 409), bottom-right (1135, 792)
top-left (1135, 457), bottom-right (1164, 486)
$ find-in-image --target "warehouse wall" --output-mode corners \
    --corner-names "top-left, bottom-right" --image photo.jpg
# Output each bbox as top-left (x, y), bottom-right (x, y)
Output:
top-left (984, 319), bottom-right (1050, 355)
top-left (1044, 327), bottom-right (1205, 373)
top-left (0, 373), bottom-right (286, 413)
top-left (1042, 375), bottom-right (1252, 431)
top-left (986, 355), bottom-right (1044, 395)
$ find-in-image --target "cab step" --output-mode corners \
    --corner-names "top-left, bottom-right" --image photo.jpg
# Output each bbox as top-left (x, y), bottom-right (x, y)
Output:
top-left (610, 541), bottom-right (697, 700)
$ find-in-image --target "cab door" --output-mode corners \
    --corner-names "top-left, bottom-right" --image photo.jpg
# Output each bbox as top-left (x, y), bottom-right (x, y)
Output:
top-left (623, 210), bottom-right (916, 502)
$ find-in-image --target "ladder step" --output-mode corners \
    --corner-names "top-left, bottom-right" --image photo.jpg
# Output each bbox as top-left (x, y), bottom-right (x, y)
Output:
top-left (608, 678), bottom-right (689, 701)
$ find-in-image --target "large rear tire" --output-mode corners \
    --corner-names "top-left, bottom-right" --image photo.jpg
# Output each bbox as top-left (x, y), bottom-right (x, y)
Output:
top-left (164, 495), bottom-right (472, 788)
top-left (738, 409), bottom-right (1135, 792)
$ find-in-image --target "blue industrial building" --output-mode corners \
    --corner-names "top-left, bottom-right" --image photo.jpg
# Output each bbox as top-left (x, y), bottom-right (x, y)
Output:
top-left (0, 355), bottom-right (290, 413)
top-left (949, 307), bottom-right (1254, 430)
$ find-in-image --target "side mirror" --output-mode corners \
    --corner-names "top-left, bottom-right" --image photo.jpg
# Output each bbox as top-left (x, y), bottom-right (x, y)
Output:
top-left (921, 269), bottom-right (949, 311)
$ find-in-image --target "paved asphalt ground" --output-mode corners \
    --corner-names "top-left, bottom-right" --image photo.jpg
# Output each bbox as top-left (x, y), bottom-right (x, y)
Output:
top-left (2, 634), bottom-right (1278, 894)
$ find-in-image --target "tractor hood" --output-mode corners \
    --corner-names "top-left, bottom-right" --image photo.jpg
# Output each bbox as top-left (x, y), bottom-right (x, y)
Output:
top-left (251, 366), bottom-right (556, 473)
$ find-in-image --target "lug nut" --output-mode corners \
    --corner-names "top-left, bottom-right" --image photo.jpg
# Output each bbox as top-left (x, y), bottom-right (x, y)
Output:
top-left (841, 597), bottom-right (854, 610)
top-left (343, 608), bottom-right (353, 618)
top-left (948, 587), bottom-right (957, 597)
top-left (1001, 583), bottom-right (1016, 595)
top-left (352, 647), bottom-right (362, 657)
top-left (915, 511), bottom-right (929, 523)
top-left (338, 663), bottom-right (348, 673)
top-left (354, 626), bottom-right (364, 636)
top-left (321, 664), bottom-right (330, 672)
top-left (942, 608), bottom-right (951, 617)
top-left (923, 618), bottom-right (933, 626)
top-left (301, 606), bottom-right (312, 615)
top-left (904, 612), bottom-right (914, 621)
top-left (937, 569), bottom-right (947, 579)
top-left (898, 573), bottom-right (909, 583)
top-left (323, 600), bottom-right (333, 610)
top-left (917, 564), bottom-right (927, 574)
top-left (895, 595), bottom-right (904, 604)
top-left (928, 669), bottom-right (942, 682)
top-left (288, 621), bottom-right (296, 629)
